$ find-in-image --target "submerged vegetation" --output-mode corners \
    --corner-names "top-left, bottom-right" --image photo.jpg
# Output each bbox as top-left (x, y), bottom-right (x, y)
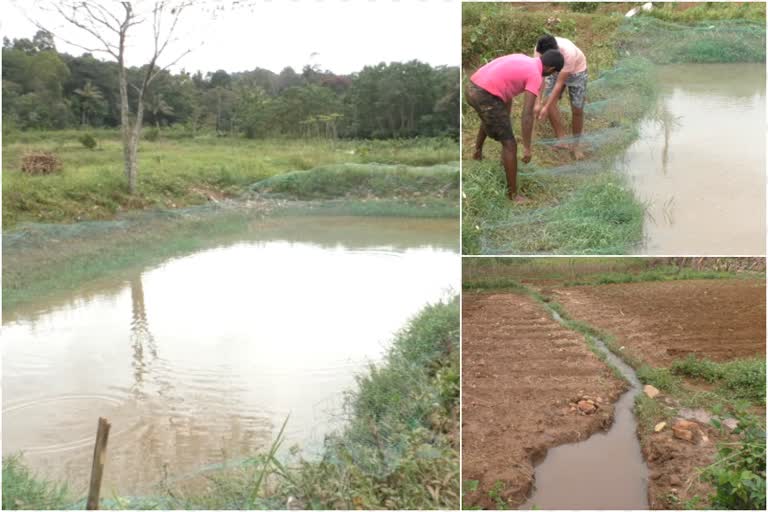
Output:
top-left (3, 297), bottom-right (460, 509)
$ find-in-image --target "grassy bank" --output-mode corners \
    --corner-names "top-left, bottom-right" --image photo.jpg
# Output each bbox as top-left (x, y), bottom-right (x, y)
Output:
top-left (2, 132), bottom-right (458, 228)
top-left (461, 4), bottom-right (655, 254)
top-left (462, 257), bottom-right (765, 288)
top-left (461, 3), bottom-right (765, 254)
top-left (2, 297), bottom-right (460, 510)
top-left (4, 155), bottom-right (458, 312)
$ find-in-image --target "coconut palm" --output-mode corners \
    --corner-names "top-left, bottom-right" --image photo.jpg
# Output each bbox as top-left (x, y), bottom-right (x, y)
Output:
top-left (73, 80), bottom-right (103, 126)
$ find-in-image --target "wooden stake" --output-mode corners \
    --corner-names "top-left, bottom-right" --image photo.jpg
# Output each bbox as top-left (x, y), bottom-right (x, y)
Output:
top-left (86, 417), bottom-right (111, 510)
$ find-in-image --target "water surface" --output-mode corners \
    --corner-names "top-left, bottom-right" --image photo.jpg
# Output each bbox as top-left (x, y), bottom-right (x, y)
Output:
top-left (622, 63), bottom-right (766, 255)
top-left (2, 216), bottom-right (459, 497)
top-left (522, 312), bottom-right (649, 510)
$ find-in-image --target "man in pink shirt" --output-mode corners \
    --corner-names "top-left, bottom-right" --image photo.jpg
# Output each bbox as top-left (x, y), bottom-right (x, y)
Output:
top-left (534, 35), bottom-right (589, 160)
top-left (466, 50), bottom-right (564, 202)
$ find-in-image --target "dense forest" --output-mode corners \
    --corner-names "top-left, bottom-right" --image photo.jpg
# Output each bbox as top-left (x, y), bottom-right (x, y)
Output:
top-left (2, 30), bottom-right (459, 139)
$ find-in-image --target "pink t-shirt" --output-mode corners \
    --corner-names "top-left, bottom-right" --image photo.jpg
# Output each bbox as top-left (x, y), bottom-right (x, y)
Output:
top-left (534, 37), bottom-right (587, 74)
top-left (470, 54), bottom-right (543, 103)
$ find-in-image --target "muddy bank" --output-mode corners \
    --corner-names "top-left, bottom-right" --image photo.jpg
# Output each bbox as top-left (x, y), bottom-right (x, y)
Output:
top-left (552, 279), bottom-right (766, 366)
top-left (461, 292), bottom-right (626, 508)
top-left (639, 411), bottom-right (719, 508)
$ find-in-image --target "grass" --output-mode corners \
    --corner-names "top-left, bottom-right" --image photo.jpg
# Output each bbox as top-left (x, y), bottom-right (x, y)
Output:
top-left (563, 268), bottom-right (759, 286)
top-left (2, 297), bottom-right (460, 510)
top-left (462, 257), bottom-right (764, 289)
top-left (251, 162), bottom-right (459, 201)
top-left (2, 131), bottom-right (458, 228)
top-left (462, 5), bottom-right (658, 255)
top-left (672, 356), bottom-right (766, 405)
top-left (462, 3), bottom-right (765, 255)
top-left (642, 2), bottom-right (766, 24)
top-left (2, 456), bottom-right (71, 510)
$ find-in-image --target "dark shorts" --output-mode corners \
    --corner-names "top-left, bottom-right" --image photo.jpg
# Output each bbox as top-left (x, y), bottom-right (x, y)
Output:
top-left (466, 81), bottom-right (514, 141)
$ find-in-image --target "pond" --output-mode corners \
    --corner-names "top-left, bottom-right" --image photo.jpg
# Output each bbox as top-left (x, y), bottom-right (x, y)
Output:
top-left (2, 216), bottom-right (459, 497)
top-left (622, 63), bottom-right (766, 255)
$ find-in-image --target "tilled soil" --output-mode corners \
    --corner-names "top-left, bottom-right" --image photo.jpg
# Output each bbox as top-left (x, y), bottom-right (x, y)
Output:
top-left (462, 292), bottom-right (626, 509)
top-left (549, 278), bottom-right (765, 509)
top-left (551, 279), bottom-right (766, 367)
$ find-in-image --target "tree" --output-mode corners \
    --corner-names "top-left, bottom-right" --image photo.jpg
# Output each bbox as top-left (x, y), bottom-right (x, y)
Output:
top-left (73, 79), bottom-right (104, 125)
top-left (38, 1), bottom-right (192, 193)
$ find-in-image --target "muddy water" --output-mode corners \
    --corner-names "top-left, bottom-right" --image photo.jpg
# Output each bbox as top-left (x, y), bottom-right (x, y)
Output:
top-left (522, 310), bottom-right (649, 510)
top-left (2, 216), bottom-right (459, 497)
top-left (622, 63), bottom-right (766, 255)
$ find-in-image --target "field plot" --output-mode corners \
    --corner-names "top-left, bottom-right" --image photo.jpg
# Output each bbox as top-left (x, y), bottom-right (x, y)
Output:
top-left (553, 280), bottom-right (766, 367)
top-left (463, 258), bottom-right (766, 510)
top-left (462, 292), bottom-right (625, 508)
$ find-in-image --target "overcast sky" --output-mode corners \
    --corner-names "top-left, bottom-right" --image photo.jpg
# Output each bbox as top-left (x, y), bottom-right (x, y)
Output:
top-left (2, 0), bottom-right (459, 75)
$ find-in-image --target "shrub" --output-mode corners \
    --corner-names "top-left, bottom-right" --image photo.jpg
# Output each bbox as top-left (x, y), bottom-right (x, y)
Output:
top-left (78, 132), bottom-right (97, 149)
top-left (143, 127), bottom-right (160, 141)
top-left (570, 2), bottom-right (599, 13)
top-left (705, 408), bottom-right (766, 509)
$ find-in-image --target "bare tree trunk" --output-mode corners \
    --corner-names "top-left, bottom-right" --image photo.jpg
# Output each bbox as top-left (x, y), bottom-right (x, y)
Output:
top-left (118, 48), bottom-right (133, 189)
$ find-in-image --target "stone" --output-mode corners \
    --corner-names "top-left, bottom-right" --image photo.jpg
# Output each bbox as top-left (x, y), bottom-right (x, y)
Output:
top-left (654, 421), bottom-right (667, 433)
top-left (670, 475), bottom-right (682, 487)
top-left (577, 400), bottom-right (597, 414)
top-left (674, 419), bottom-right (699, 431)
top-left (643, 384), bottom-right (660, 398)
top-left (672, 426), bottom-right (694, 443)
top-left (723, 418), bottom-right (739, 431)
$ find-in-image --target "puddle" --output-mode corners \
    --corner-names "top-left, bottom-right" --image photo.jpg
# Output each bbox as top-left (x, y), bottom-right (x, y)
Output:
top-left (522, 308), bottom-right (649, 509)
top-left (622, 63), bottom-right (766, 255)
top-left (2, 216), bottom-right (459, 496)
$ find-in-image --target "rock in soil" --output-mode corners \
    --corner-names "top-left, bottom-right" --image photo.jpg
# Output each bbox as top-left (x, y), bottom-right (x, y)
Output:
top-left (654, 421), bottom-right (667, 433)
top-left (643, 384), bottom-right (660, 398)
top-left (577, 399), bottom-right (597, 414)
top-left (672, 419), bottom-right (701, 444)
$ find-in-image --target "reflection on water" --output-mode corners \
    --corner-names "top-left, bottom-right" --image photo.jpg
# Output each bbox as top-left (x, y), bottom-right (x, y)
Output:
top-left (622, 63), bottom-right (766, 255)
top-left (2, 217), bottom-right (459, 497)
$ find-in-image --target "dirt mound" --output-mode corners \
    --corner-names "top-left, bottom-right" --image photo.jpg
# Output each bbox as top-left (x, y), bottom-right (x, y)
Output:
top-left (462, 292), bottom-right (626, 509)
top-left (642, 418), bottom-right (718, 508)
top-left (553, 279), bottom-right (766, 366)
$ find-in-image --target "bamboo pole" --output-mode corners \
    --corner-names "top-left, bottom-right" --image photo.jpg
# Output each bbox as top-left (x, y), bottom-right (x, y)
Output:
top-left (86, 417), bottom-right (111, 510)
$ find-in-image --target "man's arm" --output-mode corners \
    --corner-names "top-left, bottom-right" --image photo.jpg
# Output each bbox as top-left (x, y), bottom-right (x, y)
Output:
top-left (538, 70), bottom-right (571, 120)
top-left (534, 78), bottom-right (547, 115)
top-left (521, 91), bottom-right (536, 162)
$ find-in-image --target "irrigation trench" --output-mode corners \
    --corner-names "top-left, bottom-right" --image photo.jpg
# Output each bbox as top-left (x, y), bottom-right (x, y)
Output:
top-left (522, 303), bottom-right (649, 509)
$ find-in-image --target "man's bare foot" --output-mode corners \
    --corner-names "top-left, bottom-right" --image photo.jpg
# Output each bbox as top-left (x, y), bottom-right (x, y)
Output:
top-left (572, 148), bottom-right (585, 160)
top-left (509, 194), bottom-right (529, 204)
top-left (473, 151), bottom-right (483, 161)
top-left (553, 142), bottom-right (571, 151)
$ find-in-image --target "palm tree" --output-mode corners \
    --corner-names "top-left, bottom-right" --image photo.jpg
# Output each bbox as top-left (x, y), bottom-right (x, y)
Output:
top-left (146, 93), bottom-right (175, 128)
top-left (73, 80), bottom-right (103, 126)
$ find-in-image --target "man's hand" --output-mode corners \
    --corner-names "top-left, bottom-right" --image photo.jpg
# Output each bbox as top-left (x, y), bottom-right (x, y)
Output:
top-left (537, 104), bottom-right (548, 121)
top-left (522, 147), bottom-right (532, 164)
